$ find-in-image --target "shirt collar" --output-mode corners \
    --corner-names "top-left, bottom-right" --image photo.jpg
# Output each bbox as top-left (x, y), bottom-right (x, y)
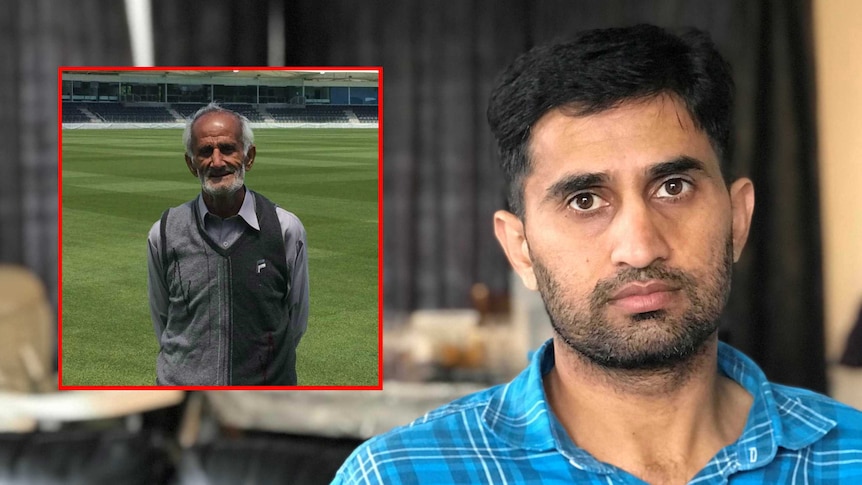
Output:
top-left (482, 339), bottom-right (838, 473)
top-left (717, 341), bottom-right (837, 470)
top-left (196, 187), bottom-right (260, 231)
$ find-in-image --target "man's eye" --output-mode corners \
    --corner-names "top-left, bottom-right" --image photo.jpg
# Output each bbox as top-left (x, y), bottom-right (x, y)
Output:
top-left (656, 178), bottom-right (693, 198)
top-left (568, 193), bottom-right (608, 212)
top-left (198, 147), bottom-right (213, 157)
top-left (219, 145), bottom-right (236, 155)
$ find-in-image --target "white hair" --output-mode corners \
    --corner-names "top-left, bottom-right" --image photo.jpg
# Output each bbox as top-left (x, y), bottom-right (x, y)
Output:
top-left (183, 102), bottom-right (254, 159)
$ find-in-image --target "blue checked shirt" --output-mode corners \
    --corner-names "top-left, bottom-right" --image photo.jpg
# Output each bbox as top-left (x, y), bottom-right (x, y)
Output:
top-left (333, 340), bottom-right (862, 484)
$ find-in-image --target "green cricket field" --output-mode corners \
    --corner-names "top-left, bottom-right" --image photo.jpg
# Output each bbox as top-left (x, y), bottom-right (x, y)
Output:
top-left (61, 128), bottom-right (379, 386)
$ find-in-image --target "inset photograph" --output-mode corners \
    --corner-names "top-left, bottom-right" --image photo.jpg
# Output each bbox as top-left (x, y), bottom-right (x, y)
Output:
top-left (60, 68), bottom-right (380, 388)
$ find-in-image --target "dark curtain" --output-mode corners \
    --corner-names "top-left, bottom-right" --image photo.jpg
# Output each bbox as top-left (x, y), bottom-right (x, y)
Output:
top-left (2, 0), bottom-right (131, 338)
top-left (279, 0), bottom-right (523, 313)
top-left (152, 0), bottom-right (269, 65)
top-left (146, 0), bottom-right (825, 392)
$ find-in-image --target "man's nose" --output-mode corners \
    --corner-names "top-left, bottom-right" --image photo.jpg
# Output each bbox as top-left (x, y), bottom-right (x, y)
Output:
top-left (209, 148), bottom-right (226, 167)
top-left (609, 199), bottom-right (671, 269)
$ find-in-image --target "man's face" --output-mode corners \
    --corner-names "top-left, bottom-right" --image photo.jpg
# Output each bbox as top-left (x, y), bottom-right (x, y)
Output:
top-left (495, 95), bottom-right (754, 370)
top-left (185, 112), bottom-right (254, 197)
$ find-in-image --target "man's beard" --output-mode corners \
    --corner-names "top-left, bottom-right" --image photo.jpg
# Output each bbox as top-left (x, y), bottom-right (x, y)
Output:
top-left (199, 162), bottom-right (246, 197)
top-left (533, 237), bottom-right (733, 371)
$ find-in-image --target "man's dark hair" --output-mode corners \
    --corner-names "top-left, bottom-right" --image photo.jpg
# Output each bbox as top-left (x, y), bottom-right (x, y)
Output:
top-left (487, 24), bottom-right (734, 217)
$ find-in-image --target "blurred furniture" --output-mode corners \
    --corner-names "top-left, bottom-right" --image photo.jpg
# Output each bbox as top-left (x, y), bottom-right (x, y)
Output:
top-left (0, 391), bottom-right (184, 484)
top-left (0, 267), bottom-right (53, 395)
top-left (202, 384), bottom-right (484, 440)
top-left (0, 265), bottom-right (183, 484)
top-left (0, 266), bottom-right (487, 483)
top-left (840, 303), bottom-right (862, 366)
top-left (831, 302), bottom-right (862, 411)
top-left (384, 289), bottom-right (544, 384)
top-left (172, 385), bottom-right (482, 484)
top-left (0, 387), bottom-right (378, 485)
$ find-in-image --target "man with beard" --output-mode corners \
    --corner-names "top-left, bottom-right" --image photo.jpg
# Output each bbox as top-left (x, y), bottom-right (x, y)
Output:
top-left (334, 25), bottom-right (862, 484)
top-left (147, 103), bottom-right (309, 385)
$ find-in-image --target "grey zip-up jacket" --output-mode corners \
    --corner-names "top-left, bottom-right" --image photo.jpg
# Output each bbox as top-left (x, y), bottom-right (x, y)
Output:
top-left (148, 191), bottom-right (306, 385)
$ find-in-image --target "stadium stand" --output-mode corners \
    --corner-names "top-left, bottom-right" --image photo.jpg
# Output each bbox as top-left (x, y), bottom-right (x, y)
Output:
top-left (172, 103), bottom-right (263, 121)
top-left (82, 103), bottom-right (175, 122)
top-left (221, 103), bottom-right (265, 122)
top-left (268, 105), bottom-right (350, 123)
top-left (172, 103), bottom-right (206, 118)
top-left (351, 106), bottom-right (379, 123)
top-left (267, 107), bottom-right (306, 122)
top-left (63, 102), bottom-right (378, 124)
top-left (61, 102), bottom-right (91, 123)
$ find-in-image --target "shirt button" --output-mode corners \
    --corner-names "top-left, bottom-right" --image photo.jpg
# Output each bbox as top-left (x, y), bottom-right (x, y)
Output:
top-left (223, 242), bottom-right (229, 247)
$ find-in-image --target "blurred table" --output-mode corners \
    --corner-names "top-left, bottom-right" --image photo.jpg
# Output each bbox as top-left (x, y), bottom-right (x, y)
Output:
top-left (205, 381), bottom-right (485, 439)
top-left (0, 390), bottom-right (185, 432)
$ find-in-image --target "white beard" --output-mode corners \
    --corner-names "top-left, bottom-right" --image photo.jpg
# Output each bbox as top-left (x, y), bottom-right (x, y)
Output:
top-left (199, 162), bottom-right (246, 197)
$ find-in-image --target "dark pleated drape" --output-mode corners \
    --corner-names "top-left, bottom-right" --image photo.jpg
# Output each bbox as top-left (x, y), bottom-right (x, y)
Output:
top-left (277, 0), bottom-right (524, 313)
top-left (152, 0), bottom-right (269, 66)
top-left (724, 0), bottom-right (826, 392)
top-left (3, 0), bottom-right (132, 339)
top-left (145, 0), bottom-right (825, 392)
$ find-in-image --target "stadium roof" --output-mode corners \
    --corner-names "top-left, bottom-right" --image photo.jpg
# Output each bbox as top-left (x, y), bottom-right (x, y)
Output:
top-left (64, 69), bottom-right (378, 82)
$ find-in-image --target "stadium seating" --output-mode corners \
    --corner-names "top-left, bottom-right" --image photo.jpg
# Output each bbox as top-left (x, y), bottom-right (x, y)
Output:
top-left (61, 102), bottom-right (91, 123)
top-left (172, 103), bottom-right (206, 118)
top-left (82, 103), bottom-right (176, 122)
top-left (174, 104), bottom-right (264, 122)
top-left (62, 102), bottom-right (378, 124)
top-left (351, 106), bottom-right (379, 123)
top-left (221, 103), bottom-right (265, 122)
top-left (268, 105), bottom-right (350, 123)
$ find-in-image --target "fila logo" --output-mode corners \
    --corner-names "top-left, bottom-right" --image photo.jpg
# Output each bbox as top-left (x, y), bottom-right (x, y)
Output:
top-left (256, 259), bottom-right (266, 273)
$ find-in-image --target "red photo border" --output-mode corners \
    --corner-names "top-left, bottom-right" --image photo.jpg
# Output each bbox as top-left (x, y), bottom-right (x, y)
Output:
top-left (57, 66), bottom-right (384, 391)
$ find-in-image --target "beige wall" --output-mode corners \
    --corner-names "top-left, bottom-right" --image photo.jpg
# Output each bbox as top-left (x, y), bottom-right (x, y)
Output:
top-left (814, 0), bottom-right (862, 360)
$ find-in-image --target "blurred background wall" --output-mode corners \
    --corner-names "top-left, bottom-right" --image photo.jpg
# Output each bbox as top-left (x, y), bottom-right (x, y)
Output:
top-left (3, 0), bottom-right (132, 359)
top-left (5, 0), bottom-right (860, 395)
top-left (814, 0), bottom-right (862, 363)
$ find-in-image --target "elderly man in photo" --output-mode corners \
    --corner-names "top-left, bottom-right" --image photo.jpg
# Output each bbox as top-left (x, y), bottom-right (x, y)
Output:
top-left (334, 25), bottom-right (862, 484)
top-left (147, 103), bottom-right (309, 386)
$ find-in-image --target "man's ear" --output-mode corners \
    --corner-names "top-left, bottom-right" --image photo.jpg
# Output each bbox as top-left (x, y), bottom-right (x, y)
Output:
top-left (729, 177), bottom-right (755, 262)
top-left (493, 210), bottom-right (538, 290)
top-left (185, 154), bottom-right (198, 177)
top-left (244, 145), bottom-right (256, 171)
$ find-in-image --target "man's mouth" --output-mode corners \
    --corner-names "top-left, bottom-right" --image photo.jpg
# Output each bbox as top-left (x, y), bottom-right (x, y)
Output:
top-left (607, 280), bottom-right (680, 314)
top-left (207, 171), bottom-right (234, 179)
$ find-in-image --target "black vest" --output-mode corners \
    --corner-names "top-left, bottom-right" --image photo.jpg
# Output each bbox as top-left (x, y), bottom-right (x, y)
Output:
top-left (158, 191), bottom-right (294, 385)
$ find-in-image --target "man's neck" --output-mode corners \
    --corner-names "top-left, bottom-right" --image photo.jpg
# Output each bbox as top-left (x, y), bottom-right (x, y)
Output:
top-left (544, 336), bottom-right (753, 485)
top-left (202, 187), bottom-right (246, 219)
